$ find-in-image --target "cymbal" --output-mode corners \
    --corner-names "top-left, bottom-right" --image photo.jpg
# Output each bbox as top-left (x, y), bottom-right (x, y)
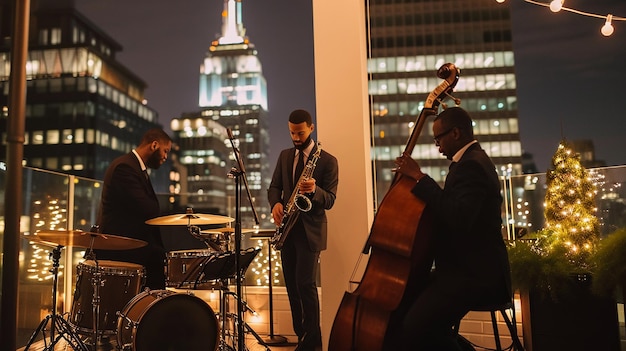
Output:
top-left (249, 229), bottom-right (276, 238)
top-left (35, 230), bottom-right (147, 250)
top-left (200, 228), bottom-right (257, 234)
top-left (145, 213), bottom-right (234, 226)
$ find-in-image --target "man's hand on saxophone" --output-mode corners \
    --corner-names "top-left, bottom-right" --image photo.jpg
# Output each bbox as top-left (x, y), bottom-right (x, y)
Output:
top-left (272, 202), bottom-right (284, 224)
top-left (298, 178), bottom-right (316, 195)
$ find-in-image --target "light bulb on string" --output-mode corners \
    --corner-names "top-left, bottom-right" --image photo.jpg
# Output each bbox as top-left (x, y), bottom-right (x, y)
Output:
top-left (550, 0), bottom-right (563, 13)
top-left (601, 14), bottom-right (614, 36)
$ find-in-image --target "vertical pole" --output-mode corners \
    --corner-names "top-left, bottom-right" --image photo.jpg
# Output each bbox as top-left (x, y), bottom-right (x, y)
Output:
top-left (0, 0), bottom-right (30, 349)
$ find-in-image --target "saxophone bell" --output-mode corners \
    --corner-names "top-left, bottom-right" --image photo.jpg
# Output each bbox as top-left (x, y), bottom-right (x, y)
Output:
top-left (294, 194), bottom-right (312, 212)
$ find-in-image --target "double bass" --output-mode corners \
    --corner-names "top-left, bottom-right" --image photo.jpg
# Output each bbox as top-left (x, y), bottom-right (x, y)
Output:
top-left (328, 63), bottom-right (460, 351)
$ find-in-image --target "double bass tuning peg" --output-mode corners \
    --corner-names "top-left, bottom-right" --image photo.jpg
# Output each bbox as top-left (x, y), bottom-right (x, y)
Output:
top-left (438, 90), bottom-right (461, 110)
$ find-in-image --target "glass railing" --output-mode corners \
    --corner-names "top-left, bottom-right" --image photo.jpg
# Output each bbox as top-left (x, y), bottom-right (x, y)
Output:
top-left (501, 165), bottom-right (626, 240)
top-left (0, 166), bottom-right (102, 345)
top-left (0, 166), bottom-right (279, 346)
top-left (1, 164), bottom-right (624, 346)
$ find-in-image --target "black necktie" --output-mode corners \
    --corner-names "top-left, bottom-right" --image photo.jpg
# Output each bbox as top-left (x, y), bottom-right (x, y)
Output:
top-left (294, 151), bottom-right (305, 182)
top-left (449, 161), bottom-right (457, 171)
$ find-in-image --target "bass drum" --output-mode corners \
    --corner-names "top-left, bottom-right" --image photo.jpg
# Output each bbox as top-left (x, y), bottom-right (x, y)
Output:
top-left (117, 289), bottom-right (219, 351)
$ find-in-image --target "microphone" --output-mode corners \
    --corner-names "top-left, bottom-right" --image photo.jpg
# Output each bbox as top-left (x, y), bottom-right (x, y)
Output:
top-left (227, 128), bottom-right (234, 140)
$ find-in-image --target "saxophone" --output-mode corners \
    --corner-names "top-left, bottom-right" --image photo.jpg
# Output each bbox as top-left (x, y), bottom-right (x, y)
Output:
top-left (271, 143), bottom-right (322, 250)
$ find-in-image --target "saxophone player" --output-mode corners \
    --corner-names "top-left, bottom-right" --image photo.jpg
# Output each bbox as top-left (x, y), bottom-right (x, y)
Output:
top-left (268, 109), bottom-right (339, 351)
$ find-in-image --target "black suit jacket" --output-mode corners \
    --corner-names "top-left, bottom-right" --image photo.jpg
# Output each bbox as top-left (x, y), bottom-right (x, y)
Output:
top-left (412, 143), bottom-right (510, 293)
top-left (268, 144), bottom-right (339, 251)
top-left (94, 152), bottom-right (165, 284)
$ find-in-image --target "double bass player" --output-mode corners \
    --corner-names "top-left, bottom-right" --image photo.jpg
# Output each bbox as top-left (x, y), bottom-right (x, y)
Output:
top-left (393, 107), bottom-right (511, 351)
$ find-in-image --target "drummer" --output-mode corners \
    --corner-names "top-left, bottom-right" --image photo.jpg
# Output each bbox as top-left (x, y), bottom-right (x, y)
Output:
top-left (94, 128), bottom-right (172, 290)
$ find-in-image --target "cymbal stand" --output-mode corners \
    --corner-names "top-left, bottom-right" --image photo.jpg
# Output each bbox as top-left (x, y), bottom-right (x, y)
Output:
top-left (219, 286), bottom-right (270, 351)
top-left (206, 249), bottom-right (268, 351)
top-left (188, 222), bottom-right (224, 252)
top-left (226, 127), bottom-right (264, 351)
top-left (83, 234), bottom-right (105, 350)
top-left (23, 245), bottom-right (89, 351)
top-left (261, 240), bottom-right (288, 344)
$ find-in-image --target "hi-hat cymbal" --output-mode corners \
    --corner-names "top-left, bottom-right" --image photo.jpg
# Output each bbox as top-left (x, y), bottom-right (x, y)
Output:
top-left (146, 213), bottom-right (234, 226)
top-left (200, 227), bottom-right (257, 234)
top-left (35, 230), bottom-right (147, 250)
top-left (249, 229), bottom-right (277, 238)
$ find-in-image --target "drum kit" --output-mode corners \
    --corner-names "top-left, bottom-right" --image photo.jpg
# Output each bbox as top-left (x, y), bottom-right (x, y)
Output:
top-left (23, 209), bottom-right (270, 351)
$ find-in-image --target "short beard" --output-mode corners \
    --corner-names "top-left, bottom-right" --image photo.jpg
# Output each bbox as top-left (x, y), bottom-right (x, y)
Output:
top-left (146, 150), bottom-right (162, 169)
top-left (294, 136), bottom-right (312, 151)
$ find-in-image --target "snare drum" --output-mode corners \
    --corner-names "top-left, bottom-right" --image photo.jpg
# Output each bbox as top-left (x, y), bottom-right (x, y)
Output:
top-left (117, 289), bottom-right (219, 351)
top-left (165, 249), bottom-right (214, 287)
top-left (70, 260), bottom-right (145, 334)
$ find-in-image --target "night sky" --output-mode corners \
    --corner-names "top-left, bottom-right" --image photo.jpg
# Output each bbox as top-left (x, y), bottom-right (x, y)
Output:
top-left (75, 0), bottom-right (626, 172)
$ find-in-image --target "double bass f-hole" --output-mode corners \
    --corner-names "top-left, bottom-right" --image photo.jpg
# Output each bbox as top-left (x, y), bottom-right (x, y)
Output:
top-left (328, 63), bottom-right (460, 351)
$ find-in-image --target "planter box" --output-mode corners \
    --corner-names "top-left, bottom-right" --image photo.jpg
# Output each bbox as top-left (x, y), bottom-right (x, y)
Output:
top-left (520, 275), bottom-right (620, 351)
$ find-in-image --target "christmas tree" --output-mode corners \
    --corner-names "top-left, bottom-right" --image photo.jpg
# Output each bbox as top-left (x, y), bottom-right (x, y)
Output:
top-left (543, 140), bottom-right (599, 266)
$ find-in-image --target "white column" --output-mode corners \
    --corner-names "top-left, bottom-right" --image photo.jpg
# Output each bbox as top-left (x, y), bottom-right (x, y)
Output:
top-left (311, 0), bottom-right (374, 349)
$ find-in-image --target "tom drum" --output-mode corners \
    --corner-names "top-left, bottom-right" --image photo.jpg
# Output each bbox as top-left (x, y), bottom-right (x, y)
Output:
top-left (70, 260), bottom-right (145, 334)
top-left (165, 249), bottom-right (215, 287)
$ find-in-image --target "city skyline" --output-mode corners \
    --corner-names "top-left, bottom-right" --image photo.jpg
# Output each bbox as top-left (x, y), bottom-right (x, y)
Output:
top-left (76, 0), bottom-right (626, 171)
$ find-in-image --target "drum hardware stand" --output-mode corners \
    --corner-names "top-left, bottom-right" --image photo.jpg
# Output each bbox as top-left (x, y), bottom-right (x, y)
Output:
top-left (23, 245), bottom-right (90, 351)
top-left (226, 128), bottom-right (269, 351)
top-left (186, 215), bottom-right (224, 252)
top-left (261, 241), bottom-right (289, 345)
top-left (81, 228), bottom-right (109, 351)
top-left (217, 287), bottom-right (270, 351)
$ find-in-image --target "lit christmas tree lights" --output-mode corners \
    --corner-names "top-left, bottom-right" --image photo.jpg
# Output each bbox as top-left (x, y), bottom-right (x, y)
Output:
top-left (543, 140), bottom-right (599, 263)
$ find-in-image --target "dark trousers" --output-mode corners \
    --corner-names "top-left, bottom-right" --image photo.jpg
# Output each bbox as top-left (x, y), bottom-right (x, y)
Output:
top-left (280, 223), bottom-right (322, 350)
top-left (401, 272), bottom-right (503, 351)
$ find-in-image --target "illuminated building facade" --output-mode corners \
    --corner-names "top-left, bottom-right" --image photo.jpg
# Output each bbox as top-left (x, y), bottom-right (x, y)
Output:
top-left (367, 0), bottom-right (523, 203)
top-left (170, 0), bottom-right (270, 225)
top-left (0, 0), bottom-right (161, 180)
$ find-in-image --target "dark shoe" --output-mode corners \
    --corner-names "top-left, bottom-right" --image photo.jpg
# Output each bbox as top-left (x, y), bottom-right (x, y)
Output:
top-left (295, 332), bottom-right (322, 351)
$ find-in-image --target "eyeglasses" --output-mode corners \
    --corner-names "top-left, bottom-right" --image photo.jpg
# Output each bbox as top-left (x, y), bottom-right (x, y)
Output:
top-left (433, 127), bottom-right (455, 145)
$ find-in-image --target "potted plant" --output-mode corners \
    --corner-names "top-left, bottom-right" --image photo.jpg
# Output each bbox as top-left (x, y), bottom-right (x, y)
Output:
top-left (591, 227), bottom-right (626, 306)
top-left (507, 141), bottom-right (620, 351)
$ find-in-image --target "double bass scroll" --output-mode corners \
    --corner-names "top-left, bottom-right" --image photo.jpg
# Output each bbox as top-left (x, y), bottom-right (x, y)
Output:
top-left (328, 63), bottom-right (460, 351)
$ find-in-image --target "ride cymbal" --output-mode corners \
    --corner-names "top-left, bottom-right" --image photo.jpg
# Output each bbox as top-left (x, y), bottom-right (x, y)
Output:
top-left (145, 213), bottom-right (234, 226)
top-left (35, 230), bottom-right (147, 250)
top-left (199, 227), bottom-right (257, 234)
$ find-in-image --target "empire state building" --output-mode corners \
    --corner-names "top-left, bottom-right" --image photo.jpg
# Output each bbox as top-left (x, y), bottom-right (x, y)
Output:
top-left (170, 0), bottom-right (271, 227)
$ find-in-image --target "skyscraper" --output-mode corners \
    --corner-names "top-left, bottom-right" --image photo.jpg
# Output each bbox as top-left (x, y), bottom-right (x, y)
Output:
top-left (367, 0), bottom-right (523, 204)
top-left (0, 0), bottom-right (162, 180)
top-left (170, 0), bottom-right (270, 226)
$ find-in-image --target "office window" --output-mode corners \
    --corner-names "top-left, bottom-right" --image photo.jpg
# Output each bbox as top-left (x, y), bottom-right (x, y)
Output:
top-left (30, 158), bottom-right (42, 168)
top-left (47, 130), bottom-right (60, 144)
top-left (38, 29), bottom-right (48, 45)
top-left (63, 129), bottom-right (73, 144)
top-left (51, 28), bottom-right (62, 45)
top-left (86, 129), bottom-right (95, 144)
top-left (61, 157), bottom-right (72, 171)
top-left (74, 129), bottom-right (85, 143)
top-left (45, 157), bottom-right (58, 170)
top-left (31, 131), bottom-right (43, 144)
top-left (74, 156), bottom-right (84, 171)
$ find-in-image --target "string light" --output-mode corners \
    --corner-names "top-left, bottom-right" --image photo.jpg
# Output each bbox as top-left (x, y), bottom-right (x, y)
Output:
top-left (549, 0), bottom-right (563, 13)
top-left (601, 14), bottom-right (614, 36)
top-left (497, 0), bottom-right (626, 37)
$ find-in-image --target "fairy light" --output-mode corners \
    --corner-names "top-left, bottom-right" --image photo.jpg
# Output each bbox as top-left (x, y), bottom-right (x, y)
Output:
top-left (549, 0), bottom-right (563, 13)
top-left (496, 0), bottom-right (626, 37)
top-left (601, 14), bottom-right (614, 36)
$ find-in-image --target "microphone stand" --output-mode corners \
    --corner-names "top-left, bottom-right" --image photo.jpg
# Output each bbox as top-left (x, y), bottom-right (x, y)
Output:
top-left (227, 128), bottom-right (266, 351)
